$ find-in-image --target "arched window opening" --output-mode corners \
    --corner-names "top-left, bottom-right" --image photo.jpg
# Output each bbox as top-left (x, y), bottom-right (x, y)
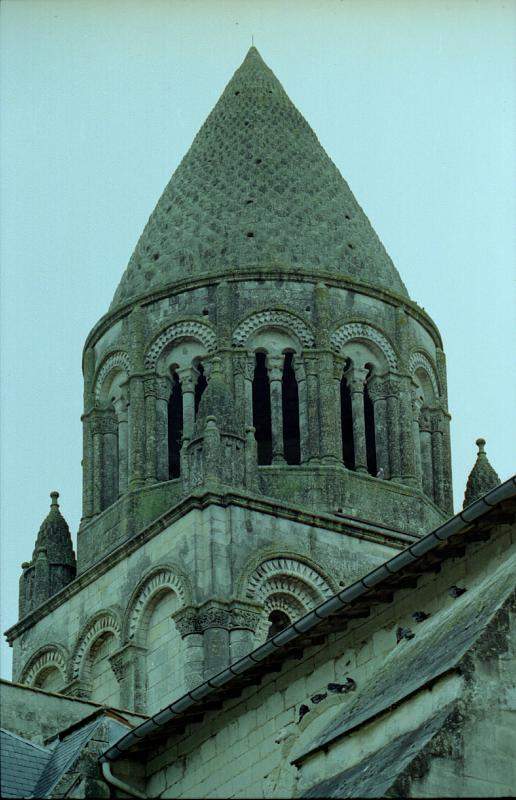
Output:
top-left (252, 352), bottom-right (272, 465)
top-left (168, 372), bottom-right (183, 479)
top-left (267, 610), bottom-right (291, 639)
top-left (340, 376), bottom-right (355, 469)
top-left (89, 632), bottom-right (118, 706)
top-left (33, 667), bottom-right (63, 693)
top-left (145, 590), bottom-right (184, 714)
top-left (194, 363), bottom-right (208, 416)
top-left (364, 383), bottom-right (377, 476)
top-left (282, 352), bottom-right (301, 465)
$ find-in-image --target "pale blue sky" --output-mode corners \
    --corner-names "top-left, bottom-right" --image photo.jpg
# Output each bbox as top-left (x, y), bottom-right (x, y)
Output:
top-left (1, 0), bottom-right (515, 678)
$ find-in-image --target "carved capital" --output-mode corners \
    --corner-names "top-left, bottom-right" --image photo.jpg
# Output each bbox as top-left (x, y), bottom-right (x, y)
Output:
top-left (267, 354), bottom-right (284, 382)
top-left (176, 365), bottom-right (198, 393)
top-left (346, 365), bottom-right (369, 393)
top-left (91, 409), bottom-right (118, 435)
top-left (419, 407), bottom-right (432, 432)
top-left (109, 643), bottom-right (147, 684)
top-left (173, 600), bottom-right (263, 637)
top-left (155, 376), bottom-right (171, 402)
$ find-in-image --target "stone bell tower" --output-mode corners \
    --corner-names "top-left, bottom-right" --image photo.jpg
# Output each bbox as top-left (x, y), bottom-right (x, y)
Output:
top-left (8, 48), bottom-right (453, 716)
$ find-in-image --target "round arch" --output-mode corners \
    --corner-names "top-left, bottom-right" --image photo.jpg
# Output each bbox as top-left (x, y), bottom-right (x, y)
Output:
top-left (232, 309), bottom-right (315, 350)
top-left (19, 644), bottom-right (68, 691)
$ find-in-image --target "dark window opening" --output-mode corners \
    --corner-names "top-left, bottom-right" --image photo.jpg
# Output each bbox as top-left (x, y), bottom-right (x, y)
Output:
top-left (168, 373), bottom-right (183, 479)
top-left (267, 610), bottom-right (291, 639)
top-left (246, 231), bottom-right (254, 238)
top-left (252, 352), bottom-right (272, 465)
top-left (340, 376), bottom-right (355, 469)
top-left (282, 352), bottom-right (301, 465)
top-left (194, 364), bottom-right (208, 416)
top-left (364, 385), bottom-right (377, 476)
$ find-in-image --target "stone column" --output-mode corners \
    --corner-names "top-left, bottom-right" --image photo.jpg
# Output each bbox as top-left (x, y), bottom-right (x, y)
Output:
top-left (318, 351), bottom-right (341, 463)
top-left (177, 366), bottom-right (197, 442)
top-left (384, 378), bottom-right (402, 481)
top-left (244, 426), bottom-right (259, 493)
top-left (295, 358), bottom-right (309, 463)
top-left (419, 407), bottom-right (434, 500)
top-left (81, 413), bottom-right (94, 519)
top-left (411, 391), bottom-right (424, 490)
top-left (267, 355), bottom-right (285, 464)
top-left (155, 377), bottom-right (171, 481)
top-left (303, 353), bottom-right (320, 462)
top-left (102, 411), bottom-right (119, 508)
top-left (368, 378), bottom-right (389, 478)
top-left (234, 354), bottom-right (255, 430)
top-left (143, 378), bottom-right (158, 485)
top-left (128, 376), bottom-right (146, 490)
top-left (398, 378), bottom-right (418, 487)
top-left (348, 365), bottom-right (369, 473)
top-left (440, 411), bottom-right (453, 513)
top-left (91, 411), bottom-right (103, 514)
top-left (109, 644), bottom-right (147, 714)
top-left (114, 392), bottom-right (129, 496)
top-left (431, 410), bottom-right (445, 509)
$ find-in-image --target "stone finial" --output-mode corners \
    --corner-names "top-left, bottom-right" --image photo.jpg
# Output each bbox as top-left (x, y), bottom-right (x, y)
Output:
top-left (19, 491), bottom-right (77, 619)
top-left (463, 438), bottom-right (501, 508)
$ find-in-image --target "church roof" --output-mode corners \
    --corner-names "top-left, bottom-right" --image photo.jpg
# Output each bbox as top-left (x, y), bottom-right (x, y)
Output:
top-left (110, 47), bottom-right (408, 310)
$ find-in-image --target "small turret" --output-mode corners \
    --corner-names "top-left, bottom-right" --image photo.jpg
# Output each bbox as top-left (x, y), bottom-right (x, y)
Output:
top-left (463, 438), bottom-right (501, 508)
top-left (19, 492), bottom-right (76, 618)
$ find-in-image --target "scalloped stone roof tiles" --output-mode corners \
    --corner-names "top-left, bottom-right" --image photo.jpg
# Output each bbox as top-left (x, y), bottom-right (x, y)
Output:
top-left (111, 47), bottom-right (408, 310)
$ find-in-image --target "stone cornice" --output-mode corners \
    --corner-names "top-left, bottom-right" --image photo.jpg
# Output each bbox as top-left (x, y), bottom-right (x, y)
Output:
top-left (4, 482), bottom-right (419, 645)
top-left (82, 270), bottom-right (443, 371)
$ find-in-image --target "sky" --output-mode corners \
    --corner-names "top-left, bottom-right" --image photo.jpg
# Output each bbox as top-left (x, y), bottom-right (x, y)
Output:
top-left (1, 0), bottom-right (515, 679)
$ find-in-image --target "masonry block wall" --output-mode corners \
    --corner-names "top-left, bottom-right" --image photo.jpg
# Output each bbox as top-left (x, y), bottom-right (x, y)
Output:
top-left (8, 500), bottom-right (400, 715)
top-left (138, 523), bottom-right (515, 799)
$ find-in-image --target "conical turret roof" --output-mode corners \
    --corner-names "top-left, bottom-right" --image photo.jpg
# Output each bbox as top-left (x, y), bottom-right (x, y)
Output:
top-left (32, 491), bottom-right (76, 567)
top-left (111, 47), bottom-right (408, 310)
top-left (463, 439), bottom-right (501, 508)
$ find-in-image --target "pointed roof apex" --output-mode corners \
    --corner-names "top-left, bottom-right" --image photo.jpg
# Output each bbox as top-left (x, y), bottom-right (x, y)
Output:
top-left (111, 48), bottom-right (408, 310)
top-left (32, 491), bottom-right (76, 567)
top-left (463, 438), bottom-right (501, 508)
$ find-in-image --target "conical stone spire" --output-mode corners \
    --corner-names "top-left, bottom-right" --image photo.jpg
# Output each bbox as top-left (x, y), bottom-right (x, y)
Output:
top-left (111, 47), bottom-right (408, 310)
top-left (463, 438), bottom-right (501, 508)
top-left (19, 492), bottom-right (77, 617)
top-left (32, 491), bottom-right (76, 567)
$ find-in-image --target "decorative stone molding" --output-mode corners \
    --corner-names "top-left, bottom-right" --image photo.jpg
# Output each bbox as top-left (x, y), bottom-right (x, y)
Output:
top-left (244, 557), bottom-right (334, 605)
top-left (125, 566), bottom-right (190, 643)
top-left (70, 609), bottom-right (121, 681)
top-left (331, 323), bottom-right (397, 370)
top-left (173, 600), bottom-right (262, 637)
top-left (94, 352), bottom-right (130, 402)
top-left (145, 321), bottom-right (217, 369)
top-left (233, 354), bottom-right (256, 381)
top-left (20, 644), bottom-right (68, 687)
top-left (409, 350), bottom-right (439, 397)
top-left (232, 310), bottom-right (315, 348)
top-left (91, 409), bottom-right (118, 435)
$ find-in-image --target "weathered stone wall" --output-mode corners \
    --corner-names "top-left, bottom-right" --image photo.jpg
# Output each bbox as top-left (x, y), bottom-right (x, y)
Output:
top-left (0, 680), bottom-right (145, 745)
top-left (137, 523), bottom-right (515, 799)
top-left (79, 276), bottom-right (450, 571)
top-left (10, 500), bottom-right (398, 715)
